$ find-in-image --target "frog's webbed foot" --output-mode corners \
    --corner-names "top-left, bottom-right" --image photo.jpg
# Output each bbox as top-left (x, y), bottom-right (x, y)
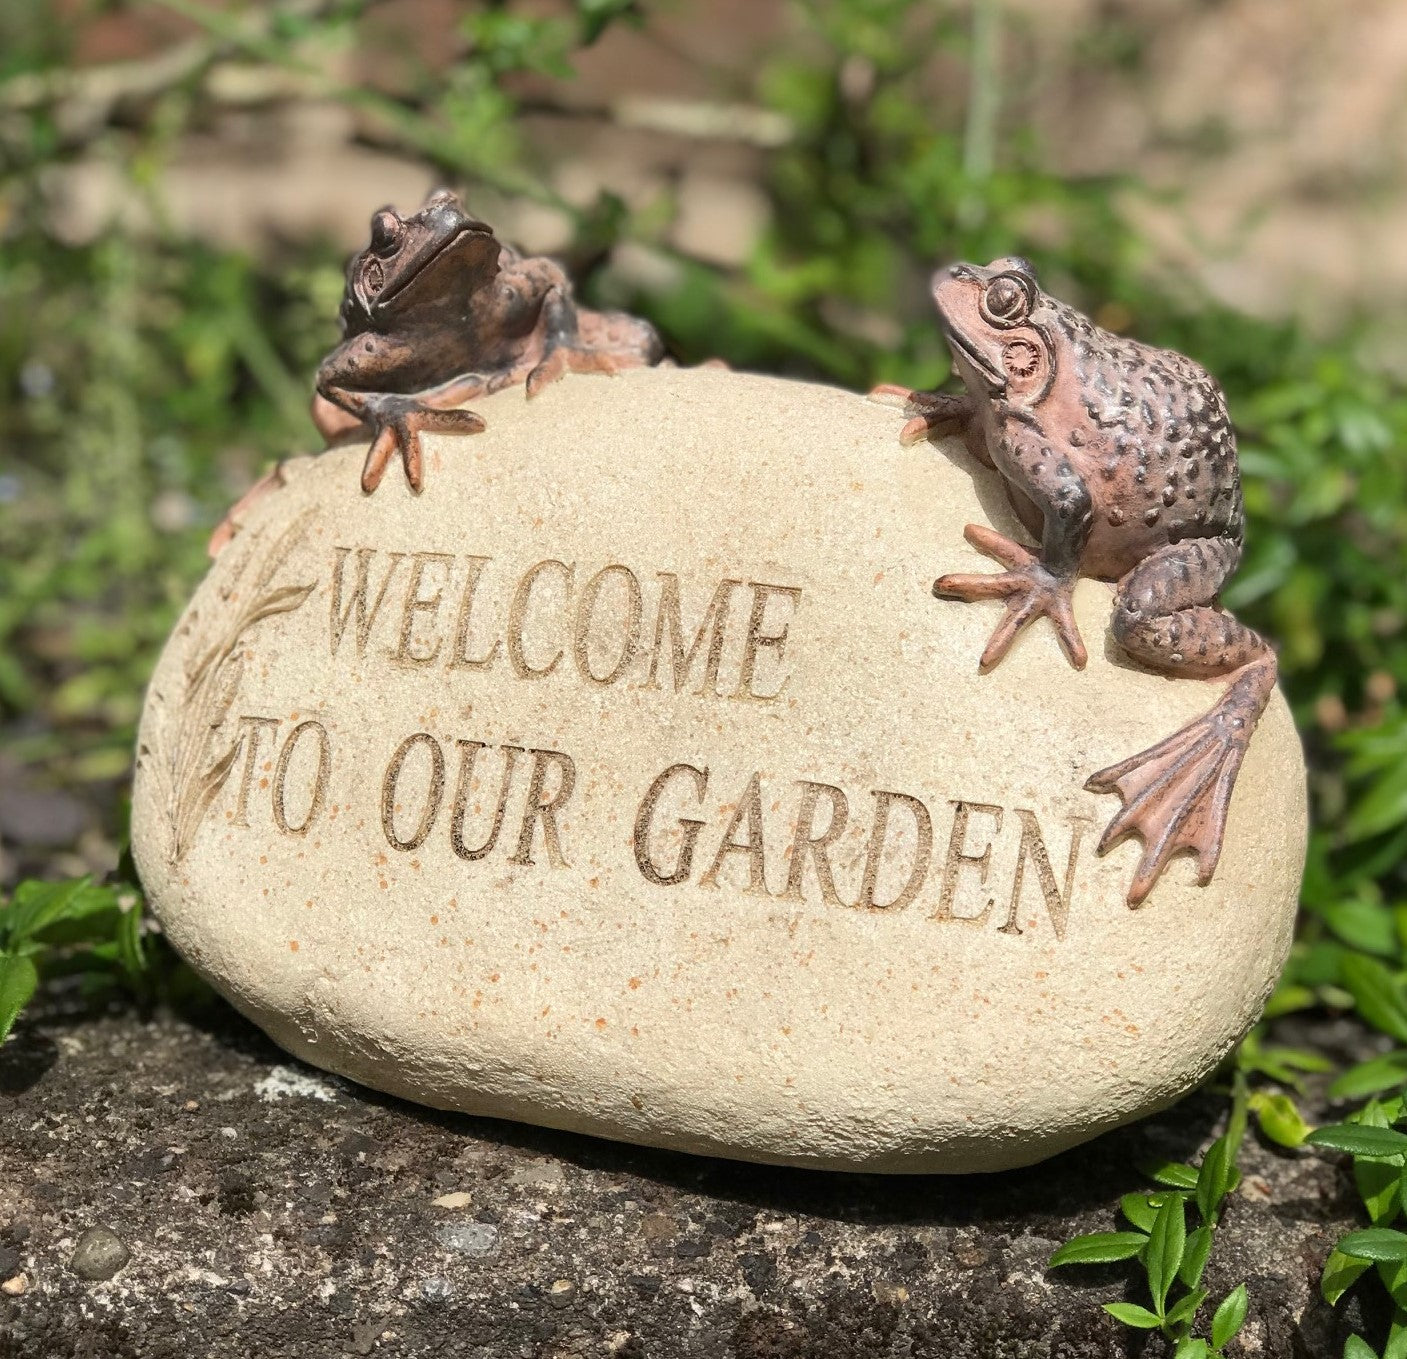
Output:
top-left (208, 463), bottom-right (289, 558)
top-left (360, 400), bottom-right (487, 493)
top-left (933, 524), bottom-right (1087, 670)
top-left (869, 385), bottom-right (973, 447)
top-left (525, 290), bottom-right (664, 399)
top-left (1085, 658), bottom-right (1276, 906)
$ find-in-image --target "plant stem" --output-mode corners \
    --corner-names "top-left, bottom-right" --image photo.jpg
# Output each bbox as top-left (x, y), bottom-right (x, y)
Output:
top-left (962, 0), bottom-right (1002, 183)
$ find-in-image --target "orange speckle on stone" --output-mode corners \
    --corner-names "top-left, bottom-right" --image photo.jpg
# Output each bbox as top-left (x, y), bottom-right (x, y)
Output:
top-left (628, 977), bottom-right (641, 990)
top-left (430, 915), bottom-right (439, 925)
top-left (595, 1018), bottom-right (607, 1030)
top-left (489, 972), bottom-right (500, 983)
top-left (289, 941), bottom-right (300, 953)
top-left (258, 777), bottom-right (269, 789)
top-left (290, 712), bottom-right (299, 722)
top-left (1125, 1024), bottom-right (1140, 1035)
top-left (630, 1026), bottom-right (639, 1037)
top-left (873, 571), bottom-right (884, 584)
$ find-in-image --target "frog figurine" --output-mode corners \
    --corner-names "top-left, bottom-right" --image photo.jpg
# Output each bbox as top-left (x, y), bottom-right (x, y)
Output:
top-left (210, 189), bottom-right (663, 552)
top-left (873, 258), bottom-right (1277, 906)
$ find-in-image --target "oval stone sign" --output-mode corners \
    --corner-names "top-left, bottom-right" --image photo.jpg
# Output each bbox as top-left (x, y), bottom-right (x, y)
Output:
top-left (132, 367), bottom-right (1306, 1172)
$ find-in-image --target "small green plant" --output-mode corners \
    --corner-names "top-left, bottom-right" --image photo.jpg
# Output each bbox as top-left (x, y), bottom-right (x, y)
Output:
top-left (0, 873), bottom-right (151, 1042)
top-left (1049, 1088), bottom-right (1250, 1356)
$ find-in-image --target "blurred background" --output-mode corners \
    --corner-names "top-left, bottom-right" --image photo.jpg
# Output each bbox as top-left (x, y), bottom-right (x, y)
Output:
top-left (0, 0), bottom-right (1404, 961)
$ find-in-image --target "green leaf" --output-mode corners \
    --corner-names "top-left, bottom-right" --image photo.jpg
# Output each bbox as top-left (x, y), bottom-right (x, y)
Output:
top-left (1173, 1340), bottom-right (1210, 1359)
top-left (0, 952), bottom-right (40, 1043)
top-left (1102, 1301), bottom-right (1162, 1328)
top-left (1336, 1228), bottom-right (1407, 1262)
top-left (1345, 1336), bottom-right (1380, 1359)
top-left (1250, 1091), bottom-right (1312, 1147)
top-left (1322, 896), bottom-right (1400, 957)
top-left (1179, 1225), bottom-right (1213, 1289)
top-left (1197, 1135), bottom-right (1235, 1223)
top-left (1331, 1052), bottom-right (1407, 1101)
top-left (1165, 1286), bottom-right (1207, 1327)
top-left (1211, 1283), bottom-right (1249, 1349)
top-left (1307, 1125), bottom-right (1407, 1159)
top-left (1263, 983), bottom-right (1316, 1020)
top-left (1386, 1316), bottom-right (1407, 1359)
top-left (1377, 1257), bottom-right (1407, 1310)
top-left (1048, 1232), bottom-right (1148, 1267)
top-left (1142, 1159), bottom-right (1200, 1190)
top-left (1, 877), bottom-right (102, 945)
top-left (1341, 955), bottom-right (1407, 1045)
top-left (1355, 1144), bottom-right (1403, 1226)
top-left (1321, 1247), bottom-right (1371, 1305)
top-left (115, 897), bottom-right (147, 983)
top-left (1121, 1193), bottom-right (1158, 1232)
top-left (1146, 1194), bottom-right (1186, 1313)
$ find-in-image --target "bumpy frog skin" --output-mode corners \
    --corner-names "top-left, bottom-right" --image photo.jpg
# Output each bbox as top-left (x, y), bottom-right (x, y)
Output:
top-left (874, 258), bottom-right (1278, 906)
top-left (210, 190), bottom-right (662, 551)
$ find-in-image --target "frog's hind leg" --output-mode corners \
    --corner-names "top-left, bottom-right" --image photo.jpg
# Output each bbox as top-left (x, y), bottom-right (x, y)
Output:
top-left (524, 288), bottom-right (664, 397)
top-left (1085, 537), bottom-right (1277, 906)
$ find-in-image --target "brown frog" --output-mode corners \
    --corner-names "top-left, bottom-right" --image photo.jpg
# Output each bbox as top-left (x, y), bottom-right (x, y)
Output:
top-left (210, 190), bottom-right (662, 552)
top-left (874, 258), bottom-right (1277, 906)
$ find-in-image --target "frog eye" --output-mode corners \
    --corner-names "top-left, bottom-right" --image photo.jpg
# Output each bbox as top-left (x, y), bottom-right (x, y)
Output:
top-left (982, 272), bottom-right (1034, 326)
top-left (369, 209), bottom-right (402, 255)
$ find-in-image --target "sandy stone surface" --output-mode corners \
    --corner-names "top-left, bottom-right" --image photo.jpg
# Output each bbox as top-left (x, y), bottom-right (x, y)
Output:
top-left (130, 367), bottom-right (1307, 1172)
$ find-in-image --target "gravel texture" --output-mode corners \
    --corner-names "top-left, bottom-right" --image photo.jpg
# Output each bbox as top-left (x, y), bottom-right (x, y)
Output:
top-left (0, 998), bottom-right (1384, 1358)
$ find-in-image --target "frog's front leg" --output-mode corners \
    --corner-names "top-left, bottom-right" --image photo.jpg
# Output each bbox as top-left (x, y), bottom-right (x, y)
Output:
top-left (1086, 537), bottom-right (1277, 905)
top-left (868, 386), bottom-right (986, 458)
top-left (933, 435), bottom-right (1091, 669)
top-left (318, 365), bottom-right (489, 493)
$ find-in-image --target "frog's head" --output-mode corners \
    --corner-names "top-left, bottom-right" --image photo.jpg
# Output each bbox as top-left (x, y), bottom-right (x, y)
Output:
top-left (342, 190), bottom-right (500, 334)
top-left (931, 258), bottom-right (1057, 407)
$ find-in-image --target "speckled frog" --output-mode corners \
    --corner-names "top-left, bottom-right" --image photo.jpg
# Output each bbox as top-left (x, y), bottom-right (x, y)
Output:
top-left (874, 258), bottom-right (1277, 906)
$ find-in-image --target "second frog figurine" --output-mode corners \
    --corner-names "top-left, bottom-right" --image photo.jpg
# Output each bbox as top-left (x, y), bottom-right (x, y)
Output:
top-left (875, 258), bottom-right (1278, 908)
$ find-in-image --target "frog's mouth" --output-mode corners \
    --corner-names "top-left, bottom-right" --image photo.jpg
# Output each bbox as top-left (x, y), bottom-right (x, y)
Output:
top-left (942, 327), bottom-right (1006, 393)
top-left (378, 222), bottom-right (497, 309)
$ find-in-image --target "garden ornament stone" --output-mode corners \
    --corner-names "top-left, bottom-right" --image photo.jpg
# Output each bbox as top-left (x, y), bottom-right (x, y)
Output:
top-left (133, 229), bottom-right (1307, 1173)
top-left (873, 257), bottom-right (1277, 906)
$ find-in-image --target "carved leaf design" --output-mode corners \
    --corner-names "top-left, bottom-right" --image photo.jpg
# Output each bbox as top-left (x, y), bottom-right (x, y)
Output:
top-left (154, 508), bottom-right (317, 863)
top-left (173, 738), bottom-right (243, 863)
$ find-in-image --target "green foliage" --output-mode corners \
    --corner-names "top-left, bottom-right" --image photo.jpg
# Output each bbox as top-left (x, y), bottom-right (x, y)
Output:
top-left (1050, 1092), bottom-right (1248, 1354)
top-left (0, 874), bottom-right (152, 1041)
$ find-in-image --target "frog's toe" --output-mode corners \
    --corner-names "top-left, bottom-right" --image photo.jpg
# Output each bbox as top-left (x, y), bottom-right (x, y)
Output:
top-left (360, 424), bottom-right (404, 493)
top-left (868, 383), bottom-right (916, 408)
